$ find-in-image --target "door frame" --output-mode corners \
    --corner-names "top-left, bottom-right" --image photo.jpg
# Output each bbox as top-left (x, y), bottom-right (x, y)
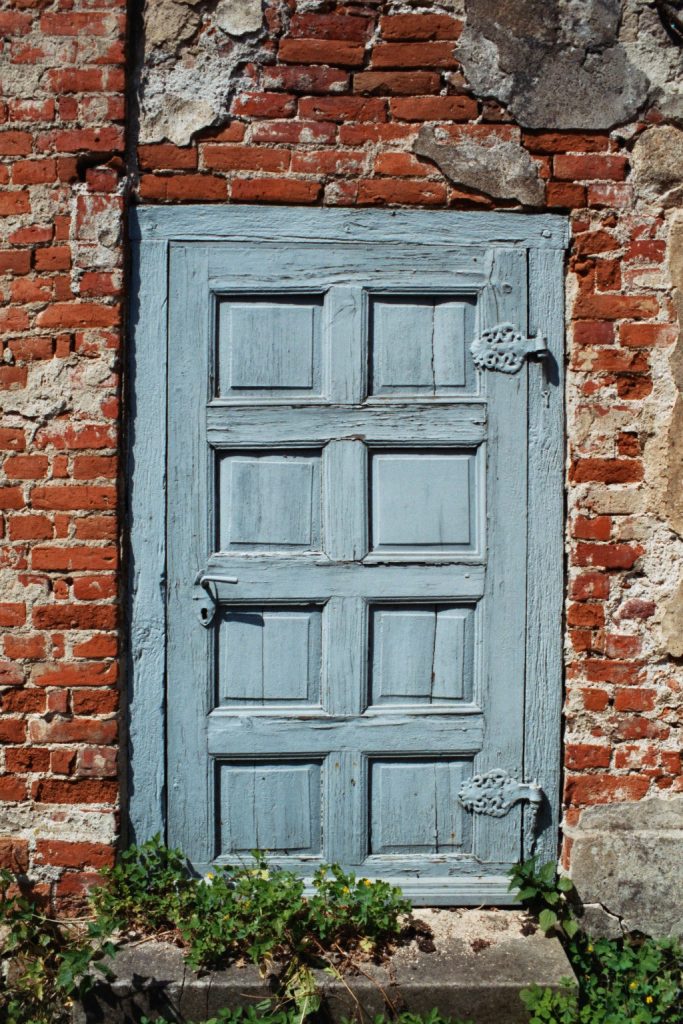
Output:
top-left (126, 206), bottom-right (568, 881)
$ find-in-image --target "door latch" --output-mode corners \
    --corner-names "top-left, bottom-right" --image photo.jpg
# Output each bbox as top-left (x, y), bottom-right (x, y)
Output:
top-left (471, 323), bottom-right (548, 374)
top-left (193, 571), bottom-right (238, 628)
top-left (458, 769), bottom-right (544, 853)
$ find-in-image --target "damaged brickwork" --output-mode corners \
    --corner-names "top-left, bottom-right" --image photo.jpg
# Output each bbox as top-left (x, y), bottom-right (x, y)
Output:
top-left (0, 0), bottom-right (681, 930)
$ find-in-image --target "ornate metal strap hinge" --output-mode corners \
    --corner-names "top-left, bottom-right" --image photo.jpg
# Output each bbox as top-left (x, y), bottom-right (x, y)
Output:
top-left (458, 769), bottom-right (544, 852)
top-left (470, 323), bottom-right (548, 374)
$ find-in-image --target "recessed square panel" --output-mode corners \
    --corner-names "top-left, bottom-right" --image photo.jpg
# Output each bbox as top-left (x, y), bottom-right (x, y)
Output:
top-left (370, 759), bottom-right (472, 854)
top-left (370, 604), bottom-right (474, 705)
top-left (370, 450), bottom-right (478, 554)
top-left (217, 295), bottom-right (323, 398)
top-left (218, 606), bottom-right (322, 706)
top-left (370, 296), bottom-right (475, 396)
top-left (218, 761), bottom-right (322, 856)
top-left (218, 451), bottom-right (321, 550)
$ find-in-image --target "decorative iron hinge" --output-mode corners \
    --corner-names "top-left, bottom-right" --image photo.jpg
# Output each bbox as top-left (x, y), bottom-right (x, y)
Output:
top-left (470, 323), bottom-right (548, 374)
top-left (458, 769), bottom-right (543, 852)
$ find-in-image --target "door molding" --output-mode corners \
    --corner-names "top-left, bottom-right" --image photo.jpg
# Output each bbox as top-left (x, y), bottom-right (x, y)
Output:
top-left (126, 207), bottom-right (568, 877)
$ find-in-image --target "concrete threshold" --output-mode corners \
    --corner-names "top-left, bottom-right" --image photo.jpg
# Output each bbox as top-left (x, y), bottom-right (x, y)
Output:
top-left (75, 909), bottom-right (575, 1024)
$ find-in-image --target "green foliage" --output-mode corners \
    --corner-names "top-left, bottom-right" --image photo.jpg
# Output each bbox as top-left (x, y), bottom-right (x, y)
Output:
top-left (0, 869), bottom-right (115, 1024)
top-left (89, 833), bottom-right (193, 933)
top-left (509, 857), bottom-right (683, 1024)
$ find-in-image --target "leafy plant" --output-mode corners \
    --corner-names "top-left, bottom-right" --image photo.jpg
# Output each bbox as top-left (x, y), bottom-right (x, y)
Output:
top-left (140, 1006), bottom-right (472, 1024)
top-left (509, 857), bottom-right (683, 1024)
top-left (0, 869), bottom-right (115, 1024)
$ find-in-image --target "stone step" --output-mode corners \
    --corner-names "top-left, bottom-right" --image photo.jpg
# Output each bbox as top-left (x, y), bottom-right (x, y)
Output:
top-left (75, 910), bottom-right (575, 1024)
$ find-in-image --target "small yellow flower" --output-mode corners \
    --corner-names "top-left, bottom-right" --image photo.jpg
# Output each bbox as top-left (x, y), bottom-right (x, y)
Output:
top-left (587, 944), bottom-right (593, 952)
top-left (363, 879), bottom-right (372, 886)
top-left (206, 872), bottom-right (215, 879)
top-left (629, 982), bottom-right (638, 991)
top-left (646, 996), bottom-right (654, 1004)
top-left (342, 885), bottom-right (350, 893)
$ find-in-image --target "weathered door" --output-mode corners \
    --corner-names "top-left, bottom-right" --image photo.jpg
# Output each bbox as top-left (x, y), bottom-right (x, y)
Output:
top-left (129, 207), bottom-right (566, 904)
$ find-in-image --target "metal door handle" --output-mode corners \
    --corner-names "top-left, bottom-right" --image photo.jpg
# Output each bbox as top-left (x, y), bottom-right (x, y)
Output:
top-left (195, 571), bottom-right (239, 588)
top-left (193, 572), bottom-right (238, 628)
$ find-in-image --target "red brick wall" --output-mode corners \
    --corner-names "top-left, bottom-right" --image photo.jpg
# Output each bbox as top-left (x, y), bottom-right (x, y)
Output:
top-left (0, 0), bottom-right (680, 905)
top-left (0, 0), bottom-right (125, 904)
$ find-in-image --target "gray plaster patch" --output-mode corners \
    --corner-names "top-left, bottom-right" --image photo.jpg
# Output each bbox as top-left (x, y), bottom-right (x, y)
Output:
top-left (414, 126), bottom-right (544, 205)
top-left (621, 0), bottom-right (683, 124)
top-left (457, 0), bottom-right (650, 130)
top-left (138, 0), bottom-right (266, 145)
top-left (567, 796), bottom-right (683, 937)
top-left (631, 125), bottom-right (683, 204)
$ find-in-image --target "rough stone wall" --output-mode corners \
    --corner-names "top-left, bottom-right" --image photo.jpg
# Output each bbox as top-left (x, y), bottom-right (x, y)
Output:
top-left (1, 0), bottom-right (682, 926)
top-left (0, 0), bottom-right (125, 908)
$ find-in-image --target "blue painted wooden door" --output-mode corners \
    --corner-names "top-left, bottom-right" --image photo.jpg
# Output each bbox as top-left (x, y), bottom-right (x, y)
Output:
top-left (161, 209), bottom-right (564, 904)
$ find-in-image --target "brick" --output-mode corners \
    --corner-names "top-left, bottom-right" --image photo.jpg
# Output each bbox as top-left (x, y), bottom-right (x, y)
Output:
top-left (565, 743), bottom-right (611, 770)
top-left (619, 598), bottom-right (656, 620)
top-left (48, 68), bottom-right (105, 92)
top-left (0, 428), bottom-right (25, 451)
top-left (0, 131), bottom-right (32, 156)
top-left (573, 291), bottom-right (659, 322)
top-left (614, 687), bottom-right (656, 712)
top-left (32, 778), bottom-right (118, 803)
top-left (0, 191), bottom-right (31, 215)
top-left (72, 575), bottom-right (117, 600)
top-left (251, 120), bottom-right (337, 144)
top-left (201, 145), bottom-right (290, 172)
top-left (291, 150), bottom-right (366, 175)
top-left (0, 365), bottom-right (29, 388)
top-left (74, 515), bottom-right (117, 540)
top-left (72, 689), bottom-right (118, 715)
top-left (76, 745), bottom-right (117, 778)
top-left (231, 178), bottom-right (322, 204)
top-left (0, 662), bottom-right (25, 687)
top-left (371, 42), bottom-right (457, 69)
top-left (379, 14), bottom-right (462, 40)
top-left (564, 773), bottom-right (650, 805)
top-left (0, 602), bottom-right (26, 626)
top-left (138, 143), bottom-right (197, 171)
top-left (620, 322), bottom-right (677, 348)
top-left (299, 96), bottom-right (387, 122)
top-left (279, 39), bottom-right (365, 67)
top-left (138, 174), bottom-right (227, 202)
top-left (36, 303), bottom-right (119, 329)
top-left (567, 602), bottom-right (604, 628)
top-left (575, 230), bottom-right (620, 257)
top-left (585, 659), bottom-right (644, 685)
top-left (581, 687), bottom-right (610, 711)
top-left (34, 245), bottom-right (71, 271)
top-left (13, 158), bottom-right (56, 185)
top-left (40, 12), bottom-right (111, 35)
top-left (32, 546), bottom-right (118, 571)
top-left (572, 515), bottom-right (611, 541)
top-left (554, 154), bottom-right (628, 181)
top-left (354, 72), bottom-right (441, 96)
top-left (389, 95), bottom-right (478, 119)
top-left (523, 131), bottom-right (610, 153)
top-left (0, 777), bottom-right (27, 802)
top-left (32, 604), bottom-right (117, 630)
top-left (358, 179), bottom-right (447, 206)
top-left (4, 455), bottom-right (48, 479)
top-left (261, 65), bottom-right (349, 95)
top-left (29, 717), bottom-right (117, 743)
top-left (0, 12), bottom-right (32, 36)
top-left (288, 14), bottom-right (371, 42)
top-left (0, 838), bottom-right (29, 873)
top-left (35, 840), bottom-right (115, 869)
top-left (0, 251), bottom-right (31, 275)
top-left (73, 634), bottom-right (117, 658)
top-left (31, 484), bottom-right (116, 511)
top-left (5, 633), bottom-right (46, 659)
top-left (570, 572), bottom-right (610, 601)
top-left (36, 424), bottom-right (115, 450)
top-left (0, 718), bottom-right (27, 743)
top-left (72, 455), bottom-right (118, 479)
top-left (374, 152), bottom-right (433, 177)
top-left (571, 458), bottom-right (643, 484)
top-left (53, 127), bottom-right (124, 153)
top-left (0, 487), bottom-right (24, 509)
top-left (574, 542), bottom-right (642, 570)
top-left (231, 92), bottom-right (296, 119)
top-left (546, 182), bottom-right (586, 208)
top-left (5, 747), bottom-right (50, 773)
